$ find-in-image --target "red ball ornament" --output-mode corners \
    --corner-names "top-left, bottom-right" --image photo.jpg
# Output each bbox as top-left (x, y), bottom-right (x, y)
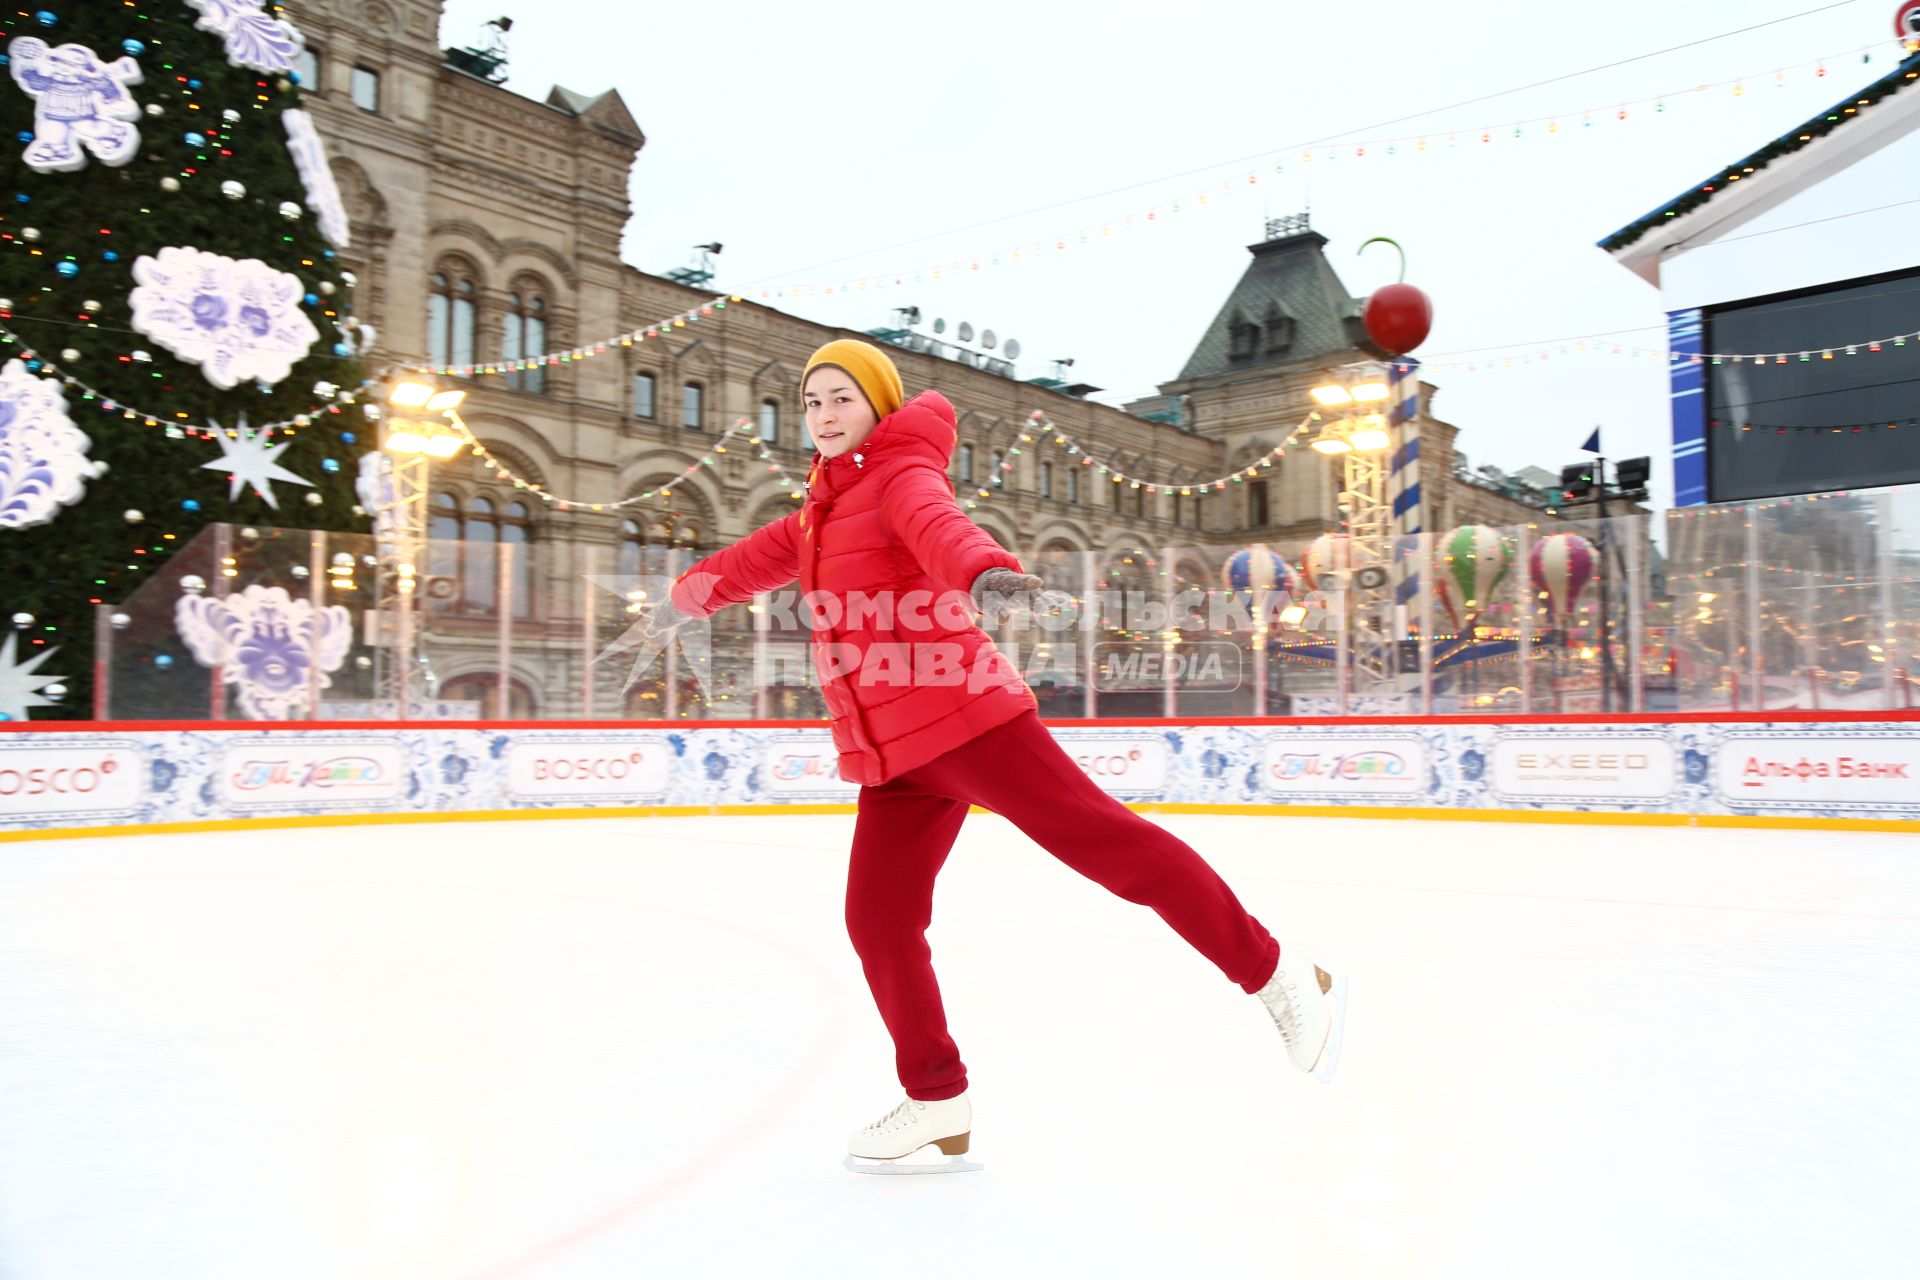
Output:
top-left (1356, 237), bottom-right (1434, 356)
top-left (1364, 283), bottom-right (1433, 355)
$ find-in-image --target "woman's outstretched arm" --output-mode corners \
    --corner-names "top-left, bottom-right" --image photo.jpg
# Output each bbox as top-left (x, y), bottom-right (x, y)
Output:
top-left (667, 509), bottom-right (803, 618)
top-left (878, 462), bottom-right (1025, 596)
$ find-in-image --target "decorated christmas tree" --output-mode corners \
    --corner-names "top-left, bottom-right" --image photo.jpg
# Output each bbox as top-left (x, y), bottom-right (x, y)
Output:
top-left (0, 1), bottom-right (368, 719)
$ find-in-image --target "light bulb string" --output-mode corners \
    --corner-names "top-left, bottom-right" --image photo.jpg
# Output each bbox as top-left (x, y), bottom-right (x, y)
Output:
top-left (737, 14), bottom-right (1900, 291)
top-left (961, 409), bottom-right (1320, 511)
top-left (0, 317), bottom-right (370, 440)
top-left (457, 403), bottom-right (1322, 518)
top-left (454, 415), bottom-right (809, 514)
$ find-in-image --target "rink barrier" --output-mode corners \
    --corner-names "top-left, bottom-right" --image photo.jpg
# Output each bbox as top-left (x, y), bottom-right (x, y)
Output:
top-left (2, 711), bottom-right (1917, 840)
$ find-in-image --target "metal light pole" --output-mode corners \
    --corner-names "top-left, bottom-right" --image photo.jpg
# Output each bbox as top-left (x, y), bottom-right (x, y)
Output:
top-left (1311, 366), bottom-right (1395, 685)
top-left (373, 380), bottom-right (468, 717)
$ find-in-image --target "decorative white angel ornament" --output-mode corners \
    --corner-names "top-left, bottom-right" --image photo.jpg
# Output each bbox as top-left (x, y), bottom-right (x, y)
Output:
top-left (6, 37), bottom-right (144, 173)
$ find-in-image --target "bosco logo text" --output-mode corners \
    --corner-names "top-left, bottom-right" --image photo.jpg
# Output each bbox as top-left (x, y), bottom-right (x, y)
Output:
top-left (0, 756), bottom-right (119, 797)
top-left (530, 750), bottom-right (646, 781)
top-left (1075, 748), bottom-right (1144, 778)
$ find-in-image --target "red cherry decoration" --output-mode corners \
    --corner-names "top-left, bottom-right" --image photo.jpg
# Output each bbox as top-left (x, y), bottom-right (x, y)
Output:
top-left (1357, 237), bottom-right (1434, 356)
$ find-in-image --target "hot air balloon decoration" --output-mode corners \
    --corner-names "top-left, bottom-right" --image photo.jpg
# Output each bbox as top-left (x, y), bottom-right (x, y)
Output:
top-left (1528, 533), bottom-right (1597, 619)
top-left (1222, 544), bottom-right (1295, 612)
top-left (1434, 525), bottom-right (1516, 631)
top-left (1300, 532), bottom-right (1350, 594)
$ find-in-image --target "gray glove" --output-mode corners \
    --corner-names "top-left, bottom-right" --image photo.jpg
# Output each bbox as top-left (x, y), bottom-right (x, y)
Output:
top-left (602, 591), bottom-right (699, 695)
top-left (638, 592), bottom-right (697, 639)
top-left (971, 567), bottom-right (1046, 614)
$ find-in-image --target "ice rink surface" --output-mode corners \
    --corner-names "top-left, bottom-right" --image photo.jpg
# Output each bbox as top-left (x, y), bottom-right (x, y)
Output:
top-left (0, 810), bottom-right (1915, 1280)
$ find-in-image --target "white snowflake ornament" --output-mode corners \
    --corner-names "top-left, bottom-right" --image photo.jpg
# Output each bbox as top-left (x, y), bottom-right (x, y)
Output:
top-left (184, 0), bottom-right (305, 75)
top-left (201, 417), bottom-right (314, 509)
top-left (282, 109), bottom-right (351, 248)
top-left (6, 37), bottom-right (144, 173)
top-left (0, 634), bottom-right (61, 720)
top-left (0, 358), bottom-right (106, 530)
top-left (175, 584), bottom-right (351, 720)
top-left (129, 247), bottom-right (320, 390)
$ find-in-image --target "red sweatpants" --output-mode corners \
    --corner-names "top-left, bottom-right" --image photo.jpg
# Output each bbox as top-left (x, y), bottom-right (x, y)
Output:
top-left (845, 709), bottom-right (1280, 1101)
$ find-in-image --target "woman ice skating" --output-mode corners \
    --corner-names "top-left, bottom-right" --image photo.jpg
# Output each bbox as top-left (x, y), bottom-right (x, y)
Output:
top-left (645, 339), bottom-right (1346, 1173)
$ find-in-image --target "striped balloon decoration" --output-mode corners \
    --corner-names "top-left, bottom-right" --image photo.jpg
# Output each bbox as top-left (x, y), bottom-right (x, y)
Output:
top-left (1222, 544), bottom-right (1295, 606)
top-left (1434, 525), bottom-right (1515, 628)
top-left (1300, 532), bottom-right (1349, 593)
top-left (1528, 532), bottom-right (1597, 618)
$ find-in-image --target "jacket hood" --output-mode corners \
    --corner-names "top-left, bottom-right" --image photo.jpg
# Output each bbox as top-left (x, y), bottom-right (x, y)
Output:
top-left (849, 389), bottom-right (957, 467)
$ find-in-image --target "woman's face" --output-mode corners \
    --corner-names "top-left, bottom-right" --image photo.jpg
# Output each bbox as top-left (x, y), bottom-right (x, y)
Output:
top-left (803, 367), bottom-right (880, 458)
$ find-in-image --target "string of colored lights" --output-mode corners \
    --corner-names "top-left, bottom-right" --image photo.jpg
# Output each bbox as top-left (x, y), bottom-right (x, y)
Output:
top-left (456, 415), bottom-right (808, 514)
top-left (453, 401), bottom-right (1323, 517)
top-left (1390, 329), bottom-right (1917, 375)
top-left (0, 317), bottom-right (370, 439)
top-left (744, 40), bottom-right (1908, 298)
top-left (973, 409), bottom-right (1321, 511)
top-left (402, 294), bottom-right (738, 380)
top-left (1712, 415), bottom-right (1915, 433)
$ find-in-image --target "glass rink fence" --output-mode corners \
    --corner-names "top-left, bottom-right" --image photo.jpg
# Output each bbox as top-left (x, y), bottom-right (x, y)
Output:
top-left (85, 484), bottom-right (1920, 723)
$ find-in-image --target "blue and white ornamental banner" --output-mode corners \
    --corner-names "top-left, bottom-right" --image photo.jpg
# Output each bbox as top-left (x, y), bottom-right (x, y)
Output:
top-left (0, 719), bottom-right (1916, 832)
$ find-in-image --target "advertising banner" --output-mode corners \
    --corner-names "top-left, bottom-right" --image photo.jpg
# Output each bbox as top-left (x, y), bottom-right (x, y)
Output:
top-left (504, 735), bottom-right (671, 803)
top-left (1714, 732), bottom-right (1920, 811)
top-left (0, 738), bottom-right (145, 821)
top-left (2, 718), bottom-right (1915, 832)
top-left (1258, 734), bottom-right (1428, 799)
top-left (1491, 736), bottom-right (1676, 804)
top-left (219, 737), bottom-right (408, 810)
top-left (759, 736), bottom-right (859, 799)
top-left (1055, 734), bottom-right (1170, 796)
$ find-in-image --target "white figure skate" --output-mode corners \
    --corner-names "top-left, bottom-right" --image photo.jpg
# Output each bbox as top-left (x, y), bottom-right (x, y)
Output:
top-left (1255, 949), bottom-right (1347, 1083)
top-left (843, 1093), bottom-right (983, 1175)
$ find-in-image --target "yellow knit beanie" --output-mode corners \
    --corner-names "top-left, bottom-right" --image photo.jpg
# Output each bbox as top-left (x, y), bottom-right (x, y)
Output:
top-left (802, 339), bottom-right (904, 421)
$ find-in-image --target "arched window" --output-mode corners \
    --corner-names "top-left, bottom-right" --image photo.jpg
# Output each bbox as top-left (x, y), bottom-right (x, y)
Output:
top-left (1134, 486), bottom-right (1145, 518)
top-left (1039, 461), bottom-right (1053, 501)
top-left (618, 510), bottom-right (704, 583)
top-left (989, 449), bottom-right (1005, 487)
top-left (426, 490), bottom-right (535, 616)
top-left (1067, 468), bottom-right (1080, 505)
top-left (632, 371), bottom-right (656, 419)
top-left (428, 491), bottom-right (460, 584)
top-left (682, 382), bottom-right (704, 431)
top-left (958, 443), bottom-right (974, 484)
top-left (1112, 478), bottom-right (1124, 512)
top-left (1248, 478), bottom-right (1269, 526)
top-left (428, 270), bottom-right (475, 368)
top-left (759, 399), bottom-right (779, 444)
top-left (617, 519), bottom-right (646, 582)
top-left (464, 496), bottom-right (497, 611)
top-left (1171, 492), bottom-right (1182, 528)
top-left (503, 291), bottom-right (548, 393)
top-left (501, 501), bottom-right (533, 617)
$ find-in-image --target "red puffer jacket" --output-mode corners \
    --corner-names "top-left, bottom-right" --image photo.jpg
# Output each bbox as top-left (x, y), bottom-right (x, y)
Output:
top-left (667, 390), bottom-right (1036, 785)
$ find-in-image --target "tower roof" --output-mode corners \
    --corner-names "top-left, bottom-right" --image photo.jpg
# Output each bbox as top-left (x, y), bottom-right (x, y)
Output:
top-left (1173, 215), bottom-right (1370, 384)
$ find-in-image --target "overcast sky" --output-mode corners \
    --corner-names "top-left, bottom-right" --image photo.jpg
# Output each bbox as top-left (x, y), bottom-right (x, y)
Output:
top-left (436, 0), bottom-right (1918, 513)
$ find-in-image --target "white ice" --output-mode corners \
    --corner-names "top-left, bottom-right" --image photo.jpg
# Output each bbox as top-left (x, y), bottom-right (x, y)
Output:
top-left (0, 812), bottom-right (1915, 1279)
